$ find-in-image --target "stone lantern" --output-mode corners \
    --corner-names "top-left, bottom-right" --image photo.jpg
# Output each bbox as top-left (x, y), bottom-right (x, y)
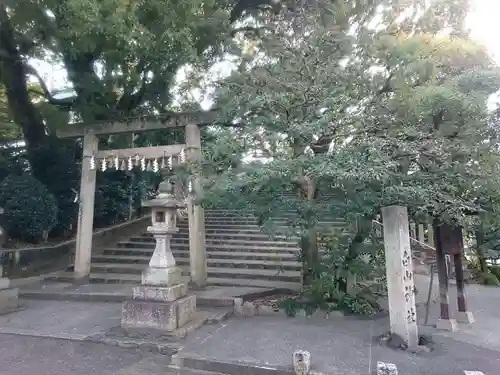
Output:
top-left (121, 178), bottom-right (197, 334)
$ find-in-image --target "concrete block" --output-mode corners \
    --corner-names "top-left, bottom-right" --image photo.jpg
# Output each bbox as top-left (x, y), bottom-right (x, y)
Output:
top-left (133, 284), bottom-right (187, 302)
top-left (233, 298), bottom-right (243, 315)
top-left (242, 301), bottom-right (256, 316)
top-left (177, 294), bottom-right (196, 328)
top-left (455, 311), bottom-right (475, 324)
top-left (121, 294), bottom-right (196, 331)
top-left (142, 266), bottom-right (182, 286)
top-left (436, 318), bottom-right (458, 332)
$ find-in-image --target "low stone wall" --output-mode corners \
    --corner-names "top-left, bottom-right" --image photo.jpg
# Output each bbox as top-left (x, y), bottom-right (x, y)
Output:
top-left (233, 298), bottom-right (347, 319)
top-left (0, 215), bottom-right (151, 278)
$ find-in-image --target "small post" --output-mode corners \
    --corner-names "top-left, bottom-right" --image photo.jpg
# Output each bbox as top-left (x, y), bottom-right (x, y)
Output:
top-left (409, 222), bottom-right (416, 238)
top-left (381, 206), bottom-right (419, 349)
top-left (74, 132), bottom-right (98, 279)
top-left (418, 224), bottom-right (425, 243)
top-left (427, 224), bottom-right (435, 247)
top-left (424, 264), bottom-right (435, 325)
top-left (453, 226), bottom-right (475, 324)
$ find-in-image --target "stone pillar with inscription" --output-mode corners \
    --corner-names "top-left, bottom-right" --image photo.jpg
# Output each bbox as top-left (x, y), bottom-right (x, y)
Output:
top-left (121, 179), bottom-right (196, 334)
top-left (381, 205), bottom-right (419, 349)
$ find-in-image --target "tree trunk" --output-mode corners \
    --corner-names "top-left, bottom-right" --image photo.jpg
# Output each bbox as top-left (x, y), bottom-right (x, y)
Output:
top-left (298, 175), bottom-right (318, 285)
top-left (0, 6), bottom-right (80, 234)
top-left (338, 217), bottom-right (372, 294)
top-left (0, 6), bottom-right (49, 166)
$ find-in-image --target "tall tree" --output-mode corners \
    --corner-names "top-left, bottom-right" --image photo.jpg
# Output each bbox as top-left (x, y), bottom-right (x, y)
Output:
top-left (202, 0), bottom-right (500, 284)
top-left (0, 0), bottom-right (281, 231)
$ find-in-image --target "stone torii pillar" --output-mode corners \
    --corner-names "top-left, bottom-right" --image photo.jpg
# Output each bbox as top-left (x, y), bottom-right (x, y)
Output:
top-left (434, 222), bottom-right (474, 330)
top-left (74, 132), bottom-right (98, 279)
top-left (185, 124), bottom-right (207, 287)
top-left (381, 205), bottom-right (419, 349)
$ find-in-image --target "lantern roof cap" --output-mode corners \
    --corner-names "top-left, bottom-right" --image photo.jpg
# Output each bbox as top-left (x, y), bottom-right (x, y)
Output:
top-left (142, 178), bottom-right (186, 209)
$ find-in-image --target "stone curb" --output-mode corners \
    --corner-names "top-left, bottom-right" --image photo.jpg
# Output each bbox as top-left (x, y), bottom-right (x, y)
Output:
top-left (20, 291), bottom-right (128, 303)
top-left (0, 329), bottom-right (90, 342)
top-left (85, 333), bottom-right (181, 355)
top-left (170, 353), bottom-right (297, 375)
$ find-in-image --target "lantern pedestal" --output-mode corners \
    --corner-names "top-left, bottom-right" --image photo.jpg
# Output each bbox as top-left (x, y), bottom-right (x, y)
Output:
top-left (121, 182), bottom-right (196, 335)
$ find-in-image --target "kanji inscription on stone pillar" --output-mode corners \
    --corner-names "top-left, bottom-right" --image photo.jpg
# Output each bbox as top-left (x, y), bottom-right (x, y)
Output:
top-left (381, 205), bottom-right (419, 348)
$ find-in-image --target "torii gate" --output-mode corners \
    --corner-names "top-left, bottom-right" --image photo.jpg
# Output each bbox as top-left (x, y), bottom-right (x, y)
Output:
top-left (57, 110), bottom-right (218, 287)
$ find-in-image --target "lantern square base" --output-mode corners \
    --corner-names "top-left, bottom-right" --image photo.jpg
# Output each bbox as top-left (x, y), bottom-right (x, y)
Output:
top-left (142, 266), bottom-right (182, 286)
top-left (133, 283), bottom-right (187, 302)
top-left (121, 294), bottom-right (196, 332)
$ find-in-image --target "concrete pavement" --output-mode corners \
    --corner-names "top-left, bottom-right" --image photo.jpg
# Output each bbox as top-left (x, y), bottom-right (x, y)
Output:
top-left (0, 333), bottom-right (211, 375)
top-left (0, 274), bottom-right (499, 375)
top-left (174, 313), bottom-right (500, 375)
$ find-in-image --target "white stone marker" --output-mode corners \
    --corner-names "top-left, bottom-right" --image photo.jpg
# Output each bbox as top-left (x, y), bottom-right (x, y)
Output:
top-left (377, 361), bottom-right (398, 375)
top-left (381, 205), bottom-right (419, 349)
top-left (292, 350), bottom-right (311, 375)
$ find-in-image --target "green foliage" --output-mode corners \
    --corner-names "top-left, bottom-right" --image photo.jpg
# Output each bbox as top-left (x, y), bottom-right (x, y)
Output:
top-left (303, 226), bottom-right (386, 316)
top-left (0, 175), bottom-right (58, 242)
top-left (202, 2), bottom-right (500, 288)
top-left (280, 297), bottom-right (299, 317)
top-left (0, 85), bottom-right (21, 142)
top-left (94, 168), bottom-right (155, 227)
top-left (205, 2), bottom-right (500, 229)
top-left (31, 137), bottom-right (80, 234)
top-left (482, 272), bottom-right (500, 286)
top-left (487, 266), bottom-right (500, 281)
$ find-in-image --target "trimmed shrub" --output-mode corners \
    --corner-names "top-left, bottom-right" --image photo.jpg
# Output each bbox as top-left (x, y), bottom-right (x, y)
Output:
top-left (488, 265), bottom-right (500, 281)
top-left (0, 175), bottom-right (58, 242)
top-left (482, 271), bottom-right (500, 286)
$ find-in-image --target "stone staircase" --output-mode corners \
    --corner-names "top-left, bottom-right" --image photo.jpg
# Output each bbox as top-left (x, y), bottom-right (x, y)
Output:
top-left (46, 210), bottom-right (345, 290)
top-left (48, 209), bottom-right (435, 289)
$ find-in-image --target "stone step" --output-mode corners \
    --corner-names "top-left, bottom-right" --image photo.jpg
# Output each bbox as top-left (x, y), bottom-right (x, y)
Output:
top-left (200, 217), bottom-right (342, 222)
top-left (134, 233), bottom-right (297, 242)
top-left (132, 235), bottom-right (298, 245)
top-left (46, 272), bottom-right (300, 290)
top-left (103, 245), bottom-right (299, 256)
top-left (92, 255), bottom-right (301, 271)
top-left (89, 263), bottom-right (301, 282)
top-left (119, 239), bottom-right (299, 249)
top-left (96, 250), bottom-right (299, 262)
top-left (177, 217), bottom-right (347, 227)
top-left (140, 228), bottom-right (298, 237)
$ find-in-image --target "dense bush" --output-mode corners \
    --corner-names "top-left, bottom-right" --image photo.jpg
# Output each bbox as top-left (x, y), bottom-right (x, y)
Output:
top-left (0, 175), bottom-right (58, 242)
top-left (302, 226), bottom-right (387, 316)
top-left (481, 271), bottom-right (500, 286)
